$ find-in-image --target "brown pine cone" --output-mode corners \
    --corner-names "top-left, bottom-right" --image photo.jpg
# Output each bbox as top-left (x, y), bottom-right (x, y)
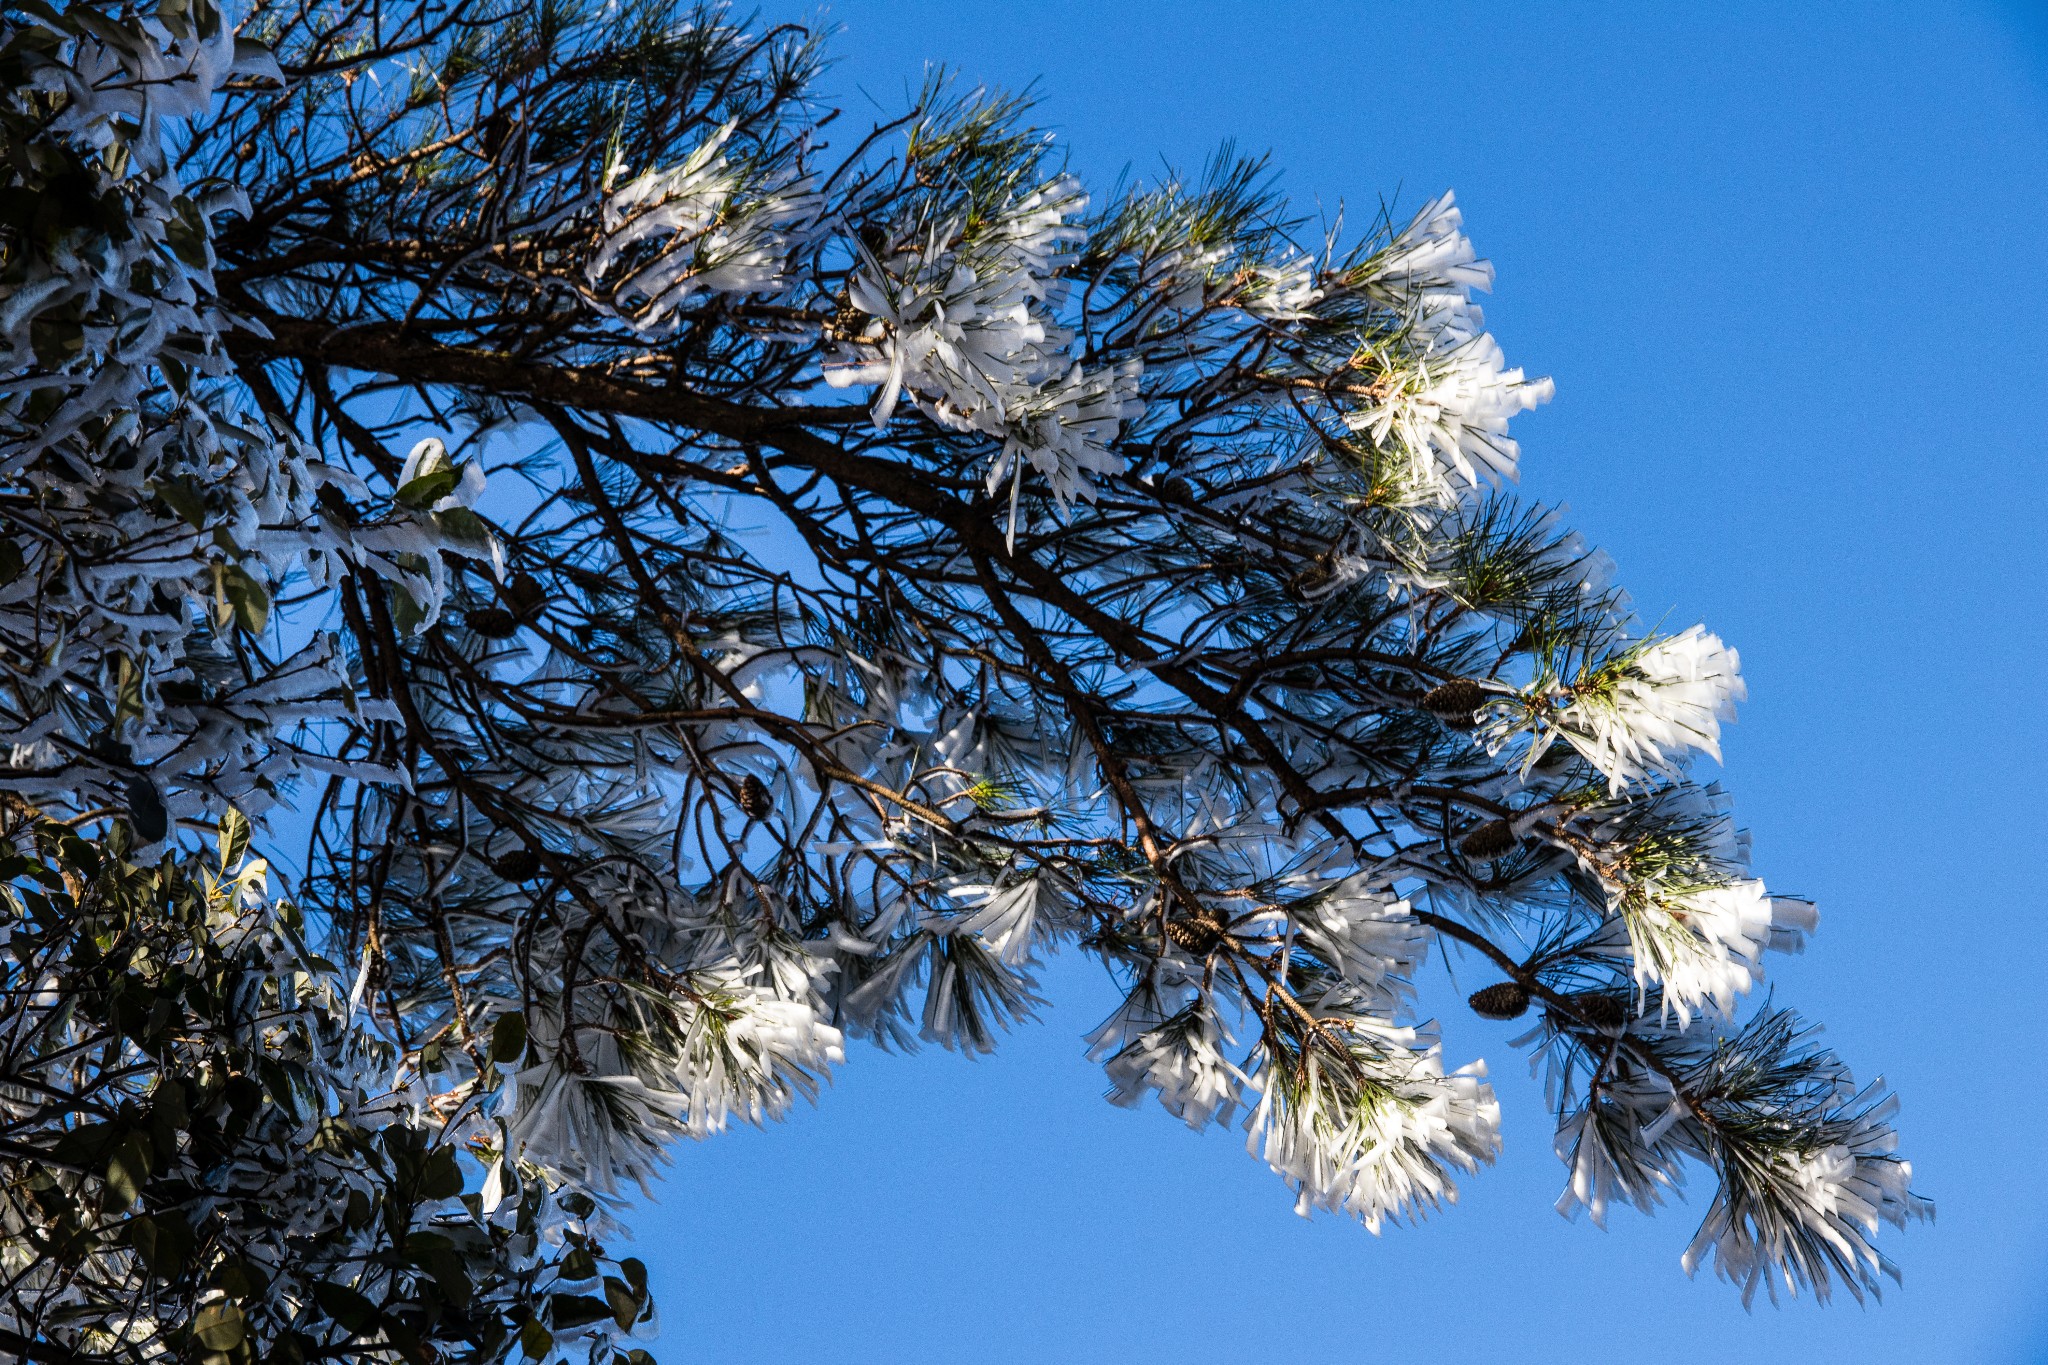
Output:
top-left (1164, 912), bottom-right (1230, 957)
top-left (501, 571), bottom-right (547, 621)
top-left (737, 774), bottom-right (773, 820)
top-left (466, 607), bottom-right (520, 639)
top-left (1565, 991), bottom-right (1631, 1031)
top-left (1458, 819), bottom-right (1516, 861)
top-left (1468, 981), bottom-right (1531, 1020)
top-left (492, 847), bottom-right (542, 882)
top-left (1421, 679), bottom-right (1489, 728)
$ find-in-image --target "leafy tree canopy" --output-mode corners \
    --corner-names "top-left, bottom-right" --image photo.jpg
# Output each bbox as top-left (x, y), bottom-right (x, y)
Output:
top-left (0, 1), bottom-right (1927, 1360)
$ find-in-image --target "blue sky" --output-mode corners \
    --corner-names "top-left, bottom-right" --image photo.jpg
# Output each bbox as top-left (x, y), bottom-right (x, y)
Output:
top-left (625, 5), bottom-right (2048, 1360)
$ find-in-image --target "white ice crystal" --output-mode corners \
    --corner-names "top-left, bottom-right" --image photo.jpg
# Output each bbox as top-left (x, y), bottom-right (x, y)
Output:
top-left (1239, 252), bottom-right (1324, 320)
top-left (1290, 878), bottom-right (1428, 1012)
top-left (824, 174), bottom-right (1144, 525)
top-left (1364, 189), bottom-right (1496, 345)
top-left (1343, 332), bottom-right (1555, 498)
top-left (1345, 190), bottom-right (1553, 501)
top-left (1097, 1002), bottom-right (1245, 1130)
top-left (505, 970), bottom-right (843, 1192)
top-left (1246, 1018), bottom-right (1500, 1232)
top-left (1553, 626), bottom-right (1746, 792)
top-left (1683, 1086), bottom-right (1930, 1305)
top-left (1610, 877), bottom-right (1782, 1027)
top-left (588, 121), bottom-right (820, 335)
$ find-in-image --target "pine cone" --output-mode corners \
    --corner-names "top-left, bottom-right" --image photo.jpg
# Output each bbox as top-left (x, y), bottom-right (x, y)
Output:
top-left (1288, 558), bottom-right (1333, 597)
top-left (493, 847), bottom-right (542, 882)
top-left (736, 774), bottom-right (773, 820)
top-left (822, 299), bottom-right (870, 343)
top-left (1458, 818), bottom-right (1516, 861)
top-left (480, 111), bottom-right (512, 160)
top-left (1164, 912), bottom-right (1229, 956)
top-left (1565, 991), bottom-right (1630, 1031)
top-left (1421, 679), bottom-right (1489, 727)
top-left (466, 607), bottom-right (520, 639)
top-left (1468, 981), bottom-right (1530, 1020)
top-left (501, 571), bottom-right (547, 621)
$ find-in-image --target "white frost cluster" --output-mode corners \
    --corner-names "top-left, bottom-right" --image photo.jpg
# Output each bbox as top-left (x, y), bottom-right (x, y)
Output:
top-left (671, 974), bottom-right (845, 1134)
top-left (588, 121), bottom-right (820, 335)
top-left (1343, 332), bottom-right (1555, 495)
top-left (506, 967), bottom-right (843, 1193)
top-left (985, 358), bottom-right (1146, 522)
top-left (0, 4), bottom-right (479, 826)
top-left (1138, 242), bottom-right (1231, 312)
top-left (1238, 253), bottom-right (1323, 320)
top-left (1094, 1001), bottom-right (1244, 1131)
top-left (1290, 878), bottom-right (1427, 1011)
top-left (1553, 626), bottom-right (1747, 793)
top-left (1363, 190), bottom-right (1497, 342)
top-left (1573, 785), bottom-right (1817, 1026)
top-left (1683, 1086), bottom-right (1930, 1305)
top-left (503, 1060), bottom-right (688, 1196)
top-left (1553, 1093), bottom-right (1684, 1229)
top-left (1615, 878), bottom-right (1817, 1027)
top-left (1345, 191), bottom-right (1554, 501)
top-left (947, 874), bottom-right (1057, 966)
top-left (38, 5), bottom-right (246, 135)
top-left (824, 175), bottom-right (1145, 525)
top-left (1246, 1020), bottom-right (1501, 1232)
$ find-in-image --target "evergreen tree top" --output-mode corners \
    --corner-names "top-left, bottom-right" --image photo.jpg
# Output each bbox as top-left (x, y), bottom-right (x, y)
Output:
top-left (0, 3), bottom-right (1927, 1359)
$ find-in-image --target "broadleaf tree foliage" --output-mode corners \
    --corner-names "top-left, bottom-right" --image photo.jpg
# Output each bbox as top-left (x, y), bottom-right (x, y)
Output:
top-left (0, 0), bottom-right (1929, 1358)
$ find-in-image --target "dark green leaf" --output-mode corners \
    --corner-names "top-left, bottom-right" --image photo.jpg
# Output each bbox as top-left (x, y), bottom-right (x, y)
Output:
top-left (602, 1277), bottom-right (640, 1330)
top-left (103, 1130), bottom-right (152, 1211)
top-left (216, 1255), bottom-right (270, 1302)
top-left (432, 505), bottom-right (492, 549)
top-left (190, 1302), bottom-right (245, 1351)
top-left (517, 1314), bottom-right (554, 1360)
top-left (152, 476), bottom-right (208, 530)
top-left (424, 1248), bottom-right (473, 1309)
top-left (312, 1281), bottom-right (379, 1334)
top-left (164, 195), bottom-right (210, 269)
top-left (217, 808), bottom-right (250, 870)
top-left (389, 583), bottom-right (428, 637)
top-left (619, 1257), bottom-right (647, 1296)
top-left (418, 1145), bottom-right (464, 1200)
top-left (394, 467), bottom-right (459, 510)
top-left (123, 776), bottom-right (168, 844)
top-left (548, 1293), bottom-right (616, 1331)
top-left (216, 560), bottom-right (269, 634)
top-left (128, 1211), bottom-right (193, 1279)
top-left (491, 1010), bottom-right (528, 1064)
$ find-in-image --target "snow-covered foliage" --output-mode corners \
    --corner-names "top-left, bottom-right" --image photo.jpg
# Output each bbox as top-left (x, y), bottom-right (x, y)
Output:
top-left (1246, 1016), bottom-right (1501, 1231)
top-left (1342, 191), bottom-right (1555, 499)
top-left (1095, 998), bottom-right (1244, 1130)
top-left (1540, 1006), bottom-right (1930, 1306)
top-left (588, 120), bottom-right (822, 334)
top-left (0, 813), bottom-right (656, 1364)
top-left (1538, 625), bottom-right (1748, 792)
top-left (0, 0), bottom-right (482, 836)
top-left (824, 172), bottom-right (1146, 528)
top-left (0, 0), bottom-right (1923, 1347)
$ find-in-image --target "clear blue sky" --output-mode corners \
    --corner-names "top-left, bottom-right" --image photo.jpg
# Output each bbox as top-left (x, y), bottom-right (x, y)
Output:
top-left (626, 5), bottom-right (2048, 1360)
